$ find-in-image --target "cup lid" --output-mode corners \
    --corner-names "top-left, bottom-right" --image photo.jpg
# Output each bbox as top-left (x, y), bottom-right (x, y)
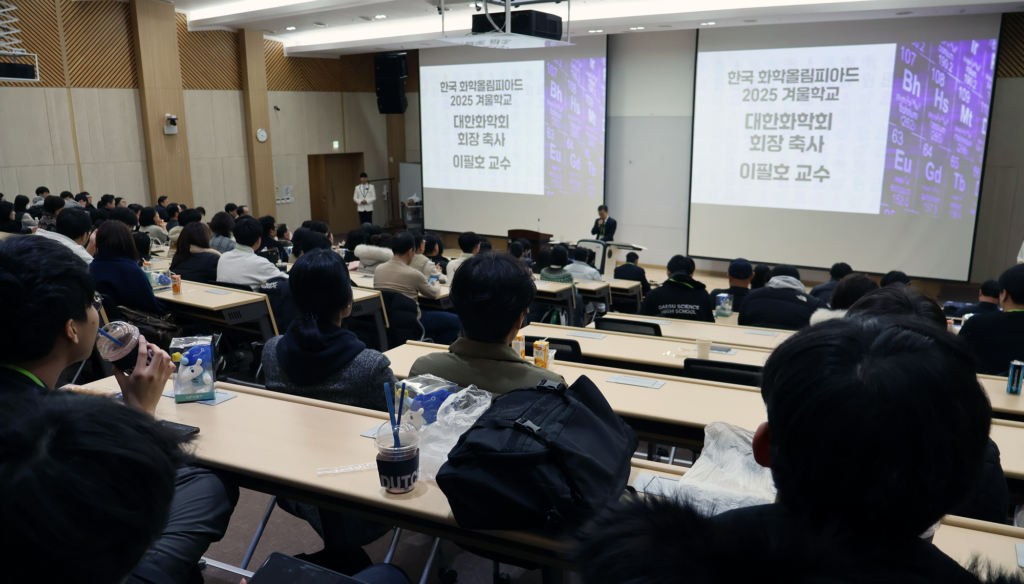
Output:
top-left (374, 422), bottom-right (420, 452)
top-left (96, 321), bottom-right (139, 361)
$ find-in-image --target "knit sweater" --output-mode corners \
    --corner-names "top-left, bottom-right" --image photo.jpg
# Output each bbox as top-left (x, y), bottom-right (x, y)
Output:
top-left (540, 266), bottom-right (575, 284)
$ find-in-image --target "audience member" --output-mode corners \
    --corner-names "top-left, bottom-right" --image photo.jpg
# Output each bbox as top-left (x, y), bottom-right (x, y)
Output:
top-left (881, 270), bottom-right (911, 287)
top-left (0, 201), bottom-right (20, 233)
top-left (109, 206), bottom-right (139, 230)
top-left (955, 280), bottom-right (1002, 317)
top-left (35, 185), bottom-right (49, 198)
top-left (169, 208), bottom-right (203, 247)
top-left (410, 252), bottom-right (565, 393)
top-left (479, 240), bottom-right (493, 253)
top-left (614, 252), bottom-right (651, 297)
top-left (209, 211), bottom-right (236, 253)
top-left (409, 230), bottom-right (444, 282)
top-left (99, 194), bottom-right (116, 212)
top-left (196, 206), bottom-right (206, 217)
top-left (809, 273), bottom-right (879, 325)
top-left (341, 228), bottom-right (366, 263)
top-left (15, 194), bottom-right (37, 228)
top-left (128, 203), bottom-right (143, 216)
top-left (739, 265), bottom-right (826, 330)
top-left (290, 227), bottom-right (311, 260)
top-left (566, 247), bottom-right (603, 281)
top-left (639, 255), bottom-right (714, 322)
top-left (225, 202), bottom-right (238, 217)
top-left (750, 263), bottom-right (770, 289)
top-left (355, 233), bottom-right (393, 274)
top-left (133, 231), bottom-right (152, 265)
top-left (301, 232), bottom-right (333, 255)
top-left (171, 222), bottom-right (221, 284)
top-left (76, 192), bottom-right (93, 208)
top-left (508, 241), bottom-right (525, 262)
top-left (60, 190), bottom-right (80, 210)
top-left (960, 264), bottom-right (1024, 376)
top-left (809, 262), bottom-right (853, 303)
top-left (138, 207), bottom-right (169, 244)
top-left (576, 316), bottom-right (996, 583)
top-left (34, 207), bottom-right (93, 264)
top-left (424, 233), bottom-right (449, 274)
top-left (217, 216), bottom-right (288, 290)
top-left (237, 204), bottom-right (250, 217)
top-left (114, 196), bottom-right (126, 207)
top-left (709, 258), bottom-right (754, 313)
top-left (258, 215), bottom-right (288, 261)
top-left (90, 221), bottom-right (167, 314)
top-left (165, 203), bottom-right (180, 230)
top-left (13, 194), bottom-right (29, 222)
top-left (540, 245), bottom-right (575, 284)
top-left (307, 220), bottom-right (332, 241)
top-left (446, 231), bottom-right (481, 278)
top-left (277, 223), bottom-right (291, 242)
top-left (375, 232), bottom-right (461, 344)
top-left (154, 195), bottom-right (169, 220)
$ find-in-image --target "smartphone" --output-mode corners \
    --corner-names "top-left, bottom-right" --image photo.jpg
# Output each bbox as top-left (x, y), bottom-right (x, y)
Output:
top-left (158, 420), bottom-right (200, 436)
top-left (428, 275), bottom-right (439, 284)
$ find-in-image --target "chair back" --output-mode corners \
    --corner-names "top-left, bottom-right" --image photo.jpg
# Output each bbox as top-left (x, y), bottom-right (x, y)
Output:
top-left (575, 239), bottom-right (607, 272)
top-left (380, 290), bottom-right (424, 347)
top-left (682, 358), bottom-right (762, 387)
top-left (594, 317), bottom-right (662, 337)
top-left (213, 281), bottom-right (255, 292)
top-left (523, 335), bottom-right (583, 363)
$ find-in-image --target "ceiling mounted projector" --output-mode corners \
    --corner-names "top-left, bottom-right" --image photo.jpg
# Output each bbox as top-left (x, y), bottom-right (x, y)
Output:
top-left (472, 9), bottom-right (560, 40)
top-left (437, 0), bottom-right (573, 49)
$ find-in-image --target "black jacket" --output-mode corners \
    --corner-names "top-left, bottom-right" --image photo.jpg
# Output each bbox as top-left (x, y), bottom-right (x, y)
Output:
top-left (738, 286), bottom-right (827, 330)
top-left (170, 252), bottom-right (220, 284)
top-left (951, 439), bottom-right (1008, 524)
top-left (639, 274), bottom-right (714, 322)
top-left (954, 301), bottom-right (1001, 318)
top-left (810, 278), bottom-right (840, 303)
top-left (613, 262), bottom-right (651, 296)
top-left (591, 217), bottom-right (617, 242)
top-left (959, 311), bottom-right (1024, 375)
top-left (259, 277), bottom-right (300, 333)
top-left (709, 286), bottom-right (751, 313)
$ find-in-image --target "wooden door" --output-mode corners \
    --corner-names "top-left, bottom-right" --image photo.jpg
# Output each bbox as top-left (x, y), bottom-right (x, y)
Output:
top-left (308, 153), bottom-right (365, 236)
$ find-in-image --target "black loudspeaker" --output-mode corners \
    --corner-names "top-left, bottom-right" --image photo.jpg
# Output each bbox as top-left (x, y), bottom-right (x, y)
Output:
top-left (374, 52), bottom-right (408, 115)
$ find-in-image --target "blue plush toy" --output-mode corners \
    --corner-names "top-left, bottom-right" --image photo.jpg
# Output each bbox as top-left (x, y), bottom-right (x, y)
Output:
top-left (410, 388), bottom-right (451, 425)
top-left (174, 345), bottom-right (213, 386)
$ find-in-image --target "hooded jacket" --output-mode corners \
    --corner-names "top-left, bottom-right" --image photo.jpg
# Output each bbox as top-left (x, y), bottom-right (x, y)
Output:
top-left (354, 244), bottom-right (393, 274)
top-left (739, 276), bottom-right (827, 330)
top-left (639, 273), bottom-right (715, 322)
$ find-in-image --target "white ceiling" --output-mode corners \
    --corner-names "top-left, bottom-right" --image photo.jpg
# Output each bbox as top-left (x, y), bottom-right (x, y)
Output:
top-left (173, 0), bottom-right (1024, 56)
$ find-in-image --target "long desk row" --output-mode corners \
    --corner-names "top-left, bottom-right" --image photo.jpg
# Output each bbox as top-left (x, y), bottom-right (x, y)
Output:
top-left (589, 312), bottom-right (795, 350)
top-left (78, 376), bottom-right (1024, 576)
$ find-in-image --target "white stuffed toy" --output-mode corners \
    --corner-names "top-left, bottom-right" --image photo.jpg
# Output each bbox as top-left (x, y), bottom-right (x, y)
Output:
top-left (178, 358), bottom-right (213, 386)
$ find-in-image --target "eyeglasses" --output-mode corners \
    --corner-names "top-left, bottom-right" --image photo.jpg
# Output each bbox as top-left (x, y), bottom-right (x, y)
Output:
top-left (91, 293), bottom-right (103, 314)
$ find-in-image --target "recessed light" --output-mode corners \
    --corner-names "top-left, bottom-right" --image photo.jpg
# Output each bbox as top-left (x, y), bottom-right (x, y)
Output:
top-left (896, 11), bottom-right (913, 15)
top-left (629, 26), bottom-right (645, 30)
top-left (313, 22), bottom-right (327, 27)
top-left (285, 26), bottom-right (296, 30)
top-left (588, 29), bottom-right (603, 33)
top-left (707, 22), bottom-right (716, 25)
top-left (374, 14), bottom-right (387, 19)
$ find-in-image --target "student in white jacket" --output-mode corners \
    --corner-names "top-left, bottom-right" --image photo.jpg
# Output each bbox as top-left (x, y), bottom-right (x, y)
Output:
top-left (354, 173), bottom-right (376, 225)
top-left (216, 216), bottom-right (288, 290)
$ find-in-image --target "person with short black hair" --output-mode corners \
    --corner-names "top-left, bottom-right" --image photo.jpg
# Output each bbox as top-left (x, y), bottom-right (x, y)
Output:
top-left (196, 205), bottom-right (206, 217)
top-left (739, 265), bottom-right (826, 330)
top-left (115, 196), bottom-right (126, 207)
top-left (154, 196), bottom-right (169, 221)
top-left (0, 201), bottom-right (20, 233)
top-left (424, 233), bottom-right (449, 274)
top-left (165, 203), bottom-right (180, 230)
top-left (960, 264), bottom-right (1024, 376)
top-left (639, 255), bottom-right (715, 321)
top-left (881, 270), bottom-right (911, 287)
top-left (408, 230), bottom-right (444, 282)
top-left (35, 185), bottom-right (49, 198)
top-left (138, 207), bottom-right (169, 244)
top-left (99, 193), bottom-right (116, 211)
top-left (446, 231), bottom-right (482, 278)
top-left (90, 221), bottom-right (167, 314)
top-left (709, 258), bottom-right (755, 313)
top-left (209, 211), bottom-right (236, 253)
top-left (215, 216), bottom-right (288, 290)
top-left (340, 228), bottom-right (366, 263)
top-left (750, 263), bottom-right (770, 289)
top-left (410, 252), bottom-right (565, 394)
top-left (109, 205), bottom-right (139, 230)
top-left (566, 246), bottom-right (603, 281)
top-left (258, 214), bottom-right (288, 261)
top-left (354, 172), bottom-right (376, 224)
top-left (540, 245), bottom-right (575, 284)
top-left (375, 231), bottom-right (460, 344)
top-left (35, 207), bottom-right (94, 264)
top-left (277, 222), bottom-right (291, 242)
top-left (614, 251), bottom-right (651, 301)
top-left (225, 202), bottom-right (238, 217)
top-left (75, 191), bottom-right (93, 208)
top-left (508, 241), bottom-right (524, 260)
top-left (301, 232), bottom-right (332, 255)
top-left (237, 204), bottom-right (250, 217)
top-left (809, 262), bottom-right (853, 303)
top-left (157, 195), bottom-right (168, 208)
top-left (954, 280), bottom-right (1002, 317)
top-left (809, 273), bottom-right (879, 325)
top-left (171, 222), bottom-right (221, 284)
top-left (40, 194), bottom-right (65, 231)
top-left (591, 204), bottom-right (616, 242)
top-left (575, 316), bottom-right (999, 584)
top-left (59, 190), bottom-right (81, 210)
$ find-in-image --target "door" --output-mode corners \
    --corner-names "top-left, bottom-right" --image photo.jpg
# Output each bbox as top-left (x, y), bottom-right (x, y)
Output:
top-left (308, 152), bottom-right (365, 237)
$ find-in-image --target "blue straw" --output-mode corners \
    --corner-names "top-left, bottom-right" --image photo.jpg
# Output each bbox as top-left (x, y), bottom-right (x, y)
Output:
top-left (383, 382), bottom-right (400, 448)
top-left (98, 328), bottom-right (124, 347)
top-left (397, 382), bottom-right (407, 424)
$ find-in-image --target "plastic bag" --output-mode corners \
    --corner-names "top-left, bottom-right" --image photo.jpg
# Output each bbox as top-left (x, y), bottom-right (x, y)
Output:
top-left (170, 336), bottom-right (215, 403)
top-left (674, 421), bottom-right (776, 515)
top-left (416, 386), bottom-right (492, 482)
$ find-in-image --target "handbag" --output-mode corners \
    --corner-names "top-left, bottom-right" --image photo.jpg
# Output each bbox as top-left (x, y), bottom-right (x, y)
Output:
top-left (117, 306), bottom-right (183, 351)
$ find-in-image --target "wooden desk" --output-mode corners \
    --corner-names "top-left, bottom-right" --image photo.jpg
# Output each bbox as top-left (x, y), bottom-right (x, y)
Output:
top-left (350, 288), bottom-right (390, 352)
top-left (573, 280), bottom-right (611, 307)
top-left (520, 323), bottom-right (770, 373)
top-left (149, 257), bottom-right (171, 271)
top-left (978, 375), bottom-right (1024, 422)
top-left (155, 282), bottom-right (279, 340)
top-left (602, 278), bottom-right (643, 312)
top-left (534, 281), bottom-right (575, 312)
top-left (350, 272), bottom-right (454, 311)
top-left (591, 313), bottom-right (794, 350)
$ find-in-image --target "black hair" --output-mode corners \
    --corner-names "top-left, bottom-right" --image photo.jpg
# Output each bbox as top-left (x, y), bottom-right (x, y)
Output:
top-left (0, 391), bottom-right (191, 584)
top-left (177, 208), bottom-right (202, 228)
top-left (14, 194), bottom-right (28, 213)
top-left (157, 196), bottom-right (168, 205)
top-left (96, 220), bottom-right (139, 262)
top-left (139, 207), bottom-right (158, 227)
top-left (828, 274), bottom-right (879, 311)
top-left (233, 216), bottom-right (262, 247)
top-left (516, 237), bottom-right (531, 252)
top-left (365, 224), bottom-right (383, 236)
top-left (768, 265), bottom-right (800, 281)
top-left (598, 204), bottom-right (608, 212)
top-left (196, 206), bottom-right (206, 216)
top-left (458, 231), bottom-right (481, 253)
top-left (586, 249), bottom-right (596, 265)
top-left (301, 220), bottom-right (313, 228)
top-left (258, 215), bottom-right (277, 238)
top-left (173, 222), bottom-right (211, 263)
top-left (75, 192), bottom-right (89, 203)
top-left (166, 203), bottom-right (180, 218)
top-left (626, 252), bottom-right (639, 263)
top-left (276, 223), bottom-right (288, 237)
top-left (829, 262), bottom-right (852, 280)
top-left (880, 270), bottom-right (911, 287)
top-left (301, 232), bottom-right (332, 255)
top-left (534, 245), bottom-right (552, 271)
top-left (999, 264), bottom-right (1024, 305)
top-left (426, 234), bottom-right (444, 256)
top-left (308, 221), bottom-right (330, 236)
top-left (128, 203), bottom-right (143, 213)
top-left (391, 231), bottom-right (416, 255)
top-left (409, 230), bottom-right (425, 251)
top-left (451, 253), bottom-right (536, 343)
top-left (0, 237), bottom-right (96, 363)
top-left (345, 229), bottom-right (367, 252)
top-left (237, 205), bottom-right (249, 215)
top-left (550, 245), bottom-right (569, 268)
top-left (371, 233), bottom-right (392, 249)
top-left (751, 264), bottom-right (771, 289)
top-left (667, 254), bottom-right (695, 276)
top-left (133, 232), bottom-right (151, 262)
top-left (479, 240), bottom-right (492, 253)
top-left (846, 285), bottom-right (946, 329)
top-left (761, 316), bottom-right (991, 538)
top-left (114, 197), bottom-right (123, 206)
top-left (290, 228), bottom-right (310, 256)
top-left (225, 203), bottom-right (238, 213)
top-left (60, 191), bottom-right (74, 200)
top-left (55, 208), bottom-right (93, 241)
top-left (44, 195), bottom-right (65, 214)
top-left (108, 206), bottom-right (138, 229)
top-left (100, 194), bottom-right (115, 208)
top-left (359, 172), bottom-right (368, 178)
top-left (289, 250), bottom-right (354, 350)
top-left (980, 279), bottom-right (1001, 299)
top-left (210, 211), bottom-right (235, 237)
top-left (35, 186), bottom-right (49, 196)
top-left (508, 241), bottom-right (524, 258)
top-left (574, 247), bottom-right (589, 262)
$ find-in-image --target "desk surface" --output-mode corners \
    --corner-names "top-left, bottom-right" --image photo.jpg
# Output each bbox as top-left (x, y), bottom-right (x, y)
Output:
top-left (978, 375), bottom-right (1024, 418)
top-left (591, 312), bottom-right (795, 350)
top-left (520, 323), bottom-right (770, 369)
top-left (534, 281), bottom-right (573, 294)
top-left (350, 273), bottom-right (451, 302)
top-left (155, 281), bottom-right (267, 311)
top-left (572, 280), bottom-right (610, 293)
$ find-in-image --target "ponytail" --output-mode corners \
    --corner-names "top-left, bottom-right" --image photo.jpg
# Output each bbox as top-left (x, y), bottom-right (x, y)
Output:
top-left (291, 314), bottom-right (327, 351)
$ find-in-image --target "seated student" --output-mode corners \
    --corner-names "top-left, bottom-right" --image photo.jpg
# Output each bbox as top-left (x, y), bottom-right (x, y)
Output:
top-left (225, 202), bottom-right (238, 217)
top-left (165, 203), bottom-right (180, 230)
top-left (0, 236), bottom-right (238, 584)
top-left (639, 255), bottom-right (714, 322)
top-left (355, 233), bottom-right (393, 274)
top-left (845, 284), bottom-right (1009, 525)
top-left (508, 241), bottom-right (525, 262)
top-left (342, 228), bottom-right (367, 263)
top-left (410, 252), bottom-right (566, 393)
top-left (307, 220), bottom-right (333, 242)
top-left (90, 221), bottom-right (167, 314)
top-left (168, 208), bottom-right (202, 248)
top-left (881, 269), bottom-right (911, 287)
top-left (614, 252), bottom-right (652, 297)
top-left (750, 263), bottom-right (770, 289)
top-left (170, 222), bottom-right (220, 284)
top-left (409, 230), bottom-right (444, 282)
top-left (133, 231), bottom-right (152, 266)
top-left (540, 245), bottom-right (576, 284)
top-left (208, 211), bottom-right (236, 254)
top-left (374, 232), bottom-right (461, 344)
top-left (425, 233), bottom-right (449, 274)
top-left (809, 262), bottom-right (853, 303)
top-left (446, 231), bottom-right (481, 278)
top-left (109, 205), bottom-right (139, 230)
top-left (808, 273), bottom-right (879, 325)
top-left (259, 214), bottom-right (288, 262)
top-left (138, 207), bottom-right (168, 245)
top-left (289, 227), bottom-right (311, 261)
top-left (565, 247), bottom-right (603, 281)
top-left (960, 264), bottom-right (1024, 376)
top-left (34, 207), bottom-right (94, 264)
top-left (738, 265), bottom-right (826, 330)
top-left (0, 201), bottom-right (20, 233)
top-left (216, 216), bottom-right (288, 290)
top-left (277, 222), bottom-right (291, 242)
top-left (709, 258), bottom-right (754, 313)
top-left (39, 194), bottom-right (64, 232)
top-left (478, 239), bottom-right (493, 253)
top-left (955, 280), bottom-right (1002, 317)
top-left (576, 316), bottom-right (1000, 584)
top-left (261, 233), bottom-right (333, 331)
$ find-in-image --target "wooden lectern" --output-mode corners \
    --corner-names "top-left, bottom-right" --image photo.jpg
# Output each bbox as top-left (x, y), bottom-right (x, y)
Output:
top-left (508, 229), bottom-right (552, 252)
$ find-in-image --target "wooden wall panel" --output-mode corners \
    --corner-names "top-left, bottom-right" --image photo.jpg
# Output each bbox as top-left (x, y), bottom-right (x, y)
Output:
top-left (263, 40), bottom-right (417, 93)
top-left (405, 49), bottom-right (419, 93)
top-left (264, 39), bottom-right (303, 91)
top-left (62, 0), bottom-right (136, 88)
top-left (176, 13), bottom-right (240, 90)
top-left (241, 30), bottom-right (275, 217)
top-left (336, 52), bottom-right (375, 92)
top-left (0, 0), bottom-right (63, 87)
top-left (998, 13), bottom-right (1024, 78)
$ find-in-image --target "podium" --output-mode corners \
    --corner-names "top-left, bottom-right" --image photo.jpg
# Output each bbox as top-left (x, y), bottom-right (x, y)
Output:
top-left (508, 229), bottom-right (552, 253)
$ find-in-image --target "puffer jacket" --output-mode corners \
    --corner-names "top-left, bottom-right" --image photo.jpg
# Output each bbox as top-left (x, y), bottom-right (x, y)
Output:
top-left (354, 244), bottom-right (393, 274)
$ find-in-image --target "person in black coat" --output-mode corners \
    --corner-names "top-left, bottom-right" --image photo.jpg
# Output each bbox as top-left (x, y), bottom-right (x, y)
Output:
top-left (738, 265), bottom-right (826, 330)
top-left (170, 222), bottom-right (221, 284)
top-left (960, 266), bottom-right (1024, 376)
top-left (613, 252), bottom-right (651, 296)
top-left (258, 215), bottom-right (289, 263)
top-left (591, 204), bottom-right (616, 242)
top-left (639, 255), bottom-right (714, 322)
top-left (709, 258), bottom-right (755, 313)
top-left (954, 279), bottom-right (1002, 317)
top-left (809, 262), bottom-right (852, 304)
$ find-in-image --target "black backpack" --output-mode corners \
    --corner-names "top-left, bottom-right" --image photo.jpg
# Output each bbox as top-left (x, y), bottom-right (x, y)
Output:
top-left (435, 376), bottom-right (639, 532)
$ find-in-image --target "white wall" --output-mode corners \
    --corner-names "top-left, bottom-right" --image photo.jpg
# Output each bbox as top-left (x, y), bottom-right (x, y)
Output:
top-left (342, 92), bottom-right (389, 223)
top-left (405, 92), bottom-right (421, 164)
top-left (184, 90), bottom-right (250, 216)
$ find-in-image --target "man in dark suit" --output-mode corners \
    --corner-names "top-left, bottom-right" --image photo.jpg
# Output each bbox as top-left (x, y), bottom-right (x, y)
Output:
top-left (614, 252), bottom-right (651, 296)
top-left (954, 280), bottom-right (1002, 317)
top-left (591, 204), bottom-right (616, 242)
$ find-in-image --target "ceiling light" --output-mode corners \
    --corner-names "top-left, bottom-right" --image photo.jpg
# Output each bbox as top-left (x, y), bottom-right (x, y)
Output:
top-left (588, 29), bottom-right (603, 33)
top-left (359, 16), bottom-right (373, 21)
top-left (629, 26), bottom-right (645, 30)
top-left (707, 22), bottom-right (716, 25)
top-left (313, 22), bottom-right (327, 27)
top-left (285, 26), bottom-right (296, 30)
top-left (374, 14), bottom-right (387, 19)
top-left (896, 11), bottom-right (912, 15)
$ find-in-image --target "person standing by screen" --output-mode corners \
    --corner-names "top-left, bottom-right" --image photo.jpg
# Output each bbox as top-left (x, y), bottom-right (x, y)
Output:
top-left (591, 205), bottom-right (616, 242)
top-left (354, 173), bottom-right (376, 225)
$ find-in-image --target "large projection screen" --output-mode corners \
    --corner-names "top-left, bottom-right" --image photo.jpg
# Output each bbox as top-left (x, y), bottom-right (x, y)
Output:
top-left (420, 35), bottom-right (608, 240)
top-left (688, 15), bottom-right (1001, 281)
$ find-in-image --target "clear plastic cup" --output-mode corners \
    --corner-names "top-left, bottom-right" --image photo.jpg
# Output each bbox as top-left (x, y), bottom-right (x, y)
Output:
top-left (96, 321), bottom-right (141, 373)
top-left (374, 423), bottom-right (420, 494)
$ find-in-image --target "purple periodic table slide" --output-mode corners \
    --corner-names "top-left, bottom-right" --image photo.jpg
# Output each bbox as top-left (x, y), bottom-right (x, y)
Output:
top-left (545, 57), bottom-right (607, 199)
top-left (881, 39), bottom-right (997, 220)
